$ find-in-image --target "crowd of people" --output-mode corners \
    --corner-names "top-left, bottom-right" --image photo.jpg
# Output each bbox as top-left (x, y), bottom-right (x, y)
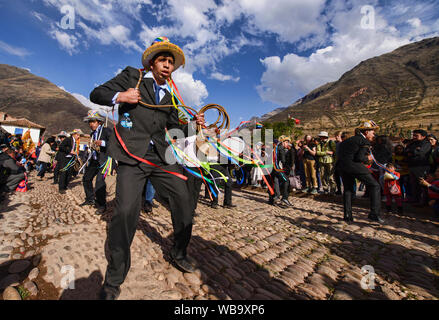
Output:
top-left (235, 127), bottom-right (439, 218)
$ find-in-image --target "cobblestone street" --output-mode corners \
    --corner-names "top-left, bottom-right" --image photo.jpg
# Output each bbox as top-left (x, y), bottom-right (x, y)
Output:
top-left (1, 172), bottom-right (438, 300)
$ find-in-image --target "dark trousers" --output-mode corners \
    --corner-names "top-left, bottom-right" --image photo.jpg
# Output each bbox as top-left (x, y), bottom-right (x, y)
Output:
top-left (53, 161), bottom-right (60, 183)
top-left (184, 168), bottom-right (203, 213)
top-left (269, 171), bottom-right (289, 200)
top-left (210, 164), bottom-right (232, 205)
top-left (341, 171), bottom-right (381, 219)
top-left (83, 159), bottom-right (107, 207)
top-left (409, 166), bottom-right (429, 204)
top-left (243, 165), bottom-right (252, 185)
top-left (104, 150), bottom-right (193, 288)
top-left (334, 166), bottom-right (342, 193)
top-left (58, 157), bottom-right (73, 191)
top-left (37, 162), bottom-right (49, 178)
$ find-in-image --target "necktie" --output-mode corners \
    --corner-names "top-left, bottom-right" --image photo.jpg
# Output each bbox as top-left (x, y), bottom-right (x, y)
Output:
top-left (92, 130), bottom-right (97, 160)
top-left (153, 82), bottom-right (161, 104)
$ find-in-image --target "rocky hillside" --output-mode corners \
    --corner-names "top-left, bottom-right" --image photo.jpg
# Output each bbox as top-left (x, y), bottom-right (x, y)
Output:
top-left (264, 37), bottom-right (439, 135)
top-left (0, 64), bottom-right (91, 135)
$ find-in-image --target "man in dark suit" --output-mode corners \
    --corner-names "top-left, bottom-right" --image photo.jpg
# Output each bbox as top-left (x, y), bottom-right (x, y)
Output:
top-left (90, 37), bottom-right (205, 300)
top-left (58, 129), bottom-right (83, 194)
top-left (53, 131), bottom-right (67, 185)
top-left (269, 137), bottom-right (292, 206)
top-left (336, 120), bottom-right (384, 223)
top-left (80, 110), bottom-right (111, 214)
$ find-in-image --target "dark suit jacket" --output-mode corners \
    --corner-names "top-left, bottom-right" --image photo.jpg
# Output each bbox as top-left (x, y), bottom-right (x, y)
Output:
top-left (405, 139), bottom-right (432, 168)
top-left (337, 134), bottom-right (371, 175)
top-left (89, 126), bottom-right (111, 165)
top-left (90, 66), bottom-right (194, 165)
top-left (58, 136), bottom-right (73, 159)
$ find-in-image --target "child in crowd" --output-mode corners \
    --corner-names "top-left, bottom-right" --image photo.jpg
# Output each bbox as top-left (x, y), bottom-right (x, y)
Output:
top-left (383, 163), bottom-right (403, 215)
top-left (419, 168), bottom-right (439, 217)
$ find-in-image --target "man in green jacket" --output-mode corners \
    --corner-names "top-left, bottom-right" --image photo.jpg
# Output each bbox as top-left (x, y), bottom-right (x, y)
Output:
top-left (316, 131), bottom-right (337, 194)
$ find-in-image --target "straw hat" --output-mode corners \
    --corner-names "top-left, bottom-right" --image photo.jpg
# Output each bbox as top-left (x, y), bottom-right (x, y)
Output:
top-left (358, 120), bottom-right (379, 130)
top-left (69, 129), bottom-right (84, 136)
top-left (83, 110), bottom-right (105, 123)
top-left (142, 37), bottom-right (185, 71)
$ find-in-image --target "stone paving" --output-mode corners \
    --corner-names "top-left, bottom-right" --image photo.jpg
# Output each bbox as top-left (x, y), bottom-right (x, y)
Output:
top-left (0, 171), bottom-right (438, 300)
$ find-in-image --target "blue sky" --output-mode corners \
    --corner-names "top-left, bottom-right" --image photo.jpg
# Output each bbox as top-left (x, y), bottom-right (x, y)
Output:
top-left (1, 0), bottom-right (439, 128)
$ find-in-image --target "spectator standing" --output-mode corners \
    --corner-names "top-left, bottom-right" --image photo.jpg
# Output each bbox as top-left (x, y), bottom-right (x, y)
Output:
top-left (393, 145), bottom-right (410, 200)
top-left (302, 135), bottom-right (318, 194)
top-left (427, 134), bottom-right (439, 174)
top-left (405, 129), bottom-right (431, 206)
top-left (420, 170), bottom-right (439, 217)
top-left (316, 131), bottom-right (337, 194)
top-left (36, 137), bottom-right (56, 180)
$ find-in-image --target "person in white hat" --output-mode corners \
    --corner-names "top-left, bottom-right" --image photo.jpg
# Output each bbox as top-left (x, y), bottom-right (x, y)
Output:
top-left (80, 110), bottom-right (111, 215)
top-left (57, 129), bottom-right (83, 194)
top-left (316, 131), bottom-right (336, 194)
top-left (90, 36), bottom-right (205, 300)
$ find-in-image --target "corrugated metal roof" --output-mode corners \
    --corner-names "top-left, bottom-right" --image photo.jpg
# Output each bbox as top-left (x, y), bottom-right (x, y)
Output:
top-left (0, 118), bottom-right (45, 129)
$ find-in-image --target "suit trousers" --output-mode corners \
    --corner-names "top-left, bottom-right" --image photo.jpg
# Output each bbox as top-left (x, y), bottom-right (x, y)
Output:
top-left (341, 171), bottom-right (381, 219)
top-left (53, 161), bottom-right (60, 183)
top-left (210, 164), bottom-right (233, 205)
top-left (184, 167), bottom-right (203, 213)
top-left (269, 171), bottom-right (289, 200)
top-left (58, 157), bottom-right (73, 191)
top-left (104, 150), bottom-right (193, 288)
top-left (83, 159), bottom-right (107, 207)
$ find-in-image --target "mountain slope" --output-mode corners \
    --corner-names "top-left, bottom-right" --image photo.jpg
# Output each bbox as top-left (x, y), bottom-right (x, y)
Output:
top-left (264, 37), bottom-right (439, 135)
top-left (0, 64), bottom-right (91, 136)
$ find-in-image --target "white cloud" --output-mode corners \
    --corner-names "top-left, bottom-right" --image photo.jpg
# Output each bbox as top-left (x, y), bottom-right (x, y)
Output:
top-left (20, 67), bottom-right (31, 72)
top-left (49, 28), bottom-right (79, 55)
top-left (408, 18), bottom-right (422, 29)
top-left (0, 40), bottom-right (31, 57)
top-left (114, 68), bottom-right (123, 76)
top-left (56, 85), bottom-right (111, 115)
top-left (71, 92), bottom-right (108, 112)
top-left (255, 1), bottom-right (437, 106)
top-left (210, 72), bottom-right (240, 82)
top-left (78, 22), bottom-right (142, 52)
top-left (42, 0), bottom-right (152, 54)
top-left (172, 69), bottom-right (208, 107)
top-left (31, 11), bottom-right (44, 22)
top-left (215, 0), bottom-right (327, 43)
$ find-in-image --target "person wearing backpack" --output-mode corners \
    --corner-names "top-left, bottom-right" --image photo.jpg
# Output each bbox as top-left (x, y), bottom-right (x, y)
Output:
top-left (316, 131), bottom-right (337, 194)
